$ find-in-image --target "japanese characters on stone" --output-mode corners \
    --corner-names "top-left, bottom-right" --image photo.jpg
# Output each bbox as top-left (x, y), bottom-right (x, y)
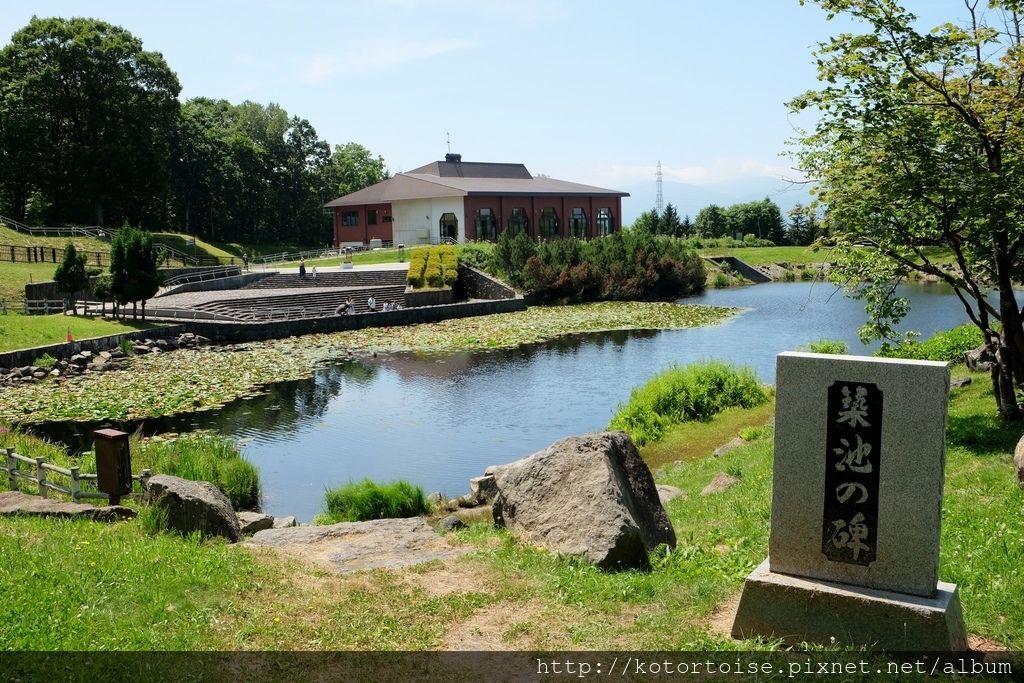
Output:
top-left (822, 381), bottom-right (883, 566)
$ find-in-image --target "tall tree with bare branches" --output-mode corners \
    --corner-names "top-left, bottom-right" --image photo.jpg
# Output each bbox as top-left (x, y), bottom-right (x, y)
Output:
top-left (792, 0), bottom-right (1024, 419)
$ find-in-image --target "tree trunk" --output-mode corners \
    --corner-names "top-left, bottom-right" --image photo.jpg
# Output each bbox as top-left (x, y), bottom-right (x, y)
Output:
top-left (132, 301), bottom-right (137, 320)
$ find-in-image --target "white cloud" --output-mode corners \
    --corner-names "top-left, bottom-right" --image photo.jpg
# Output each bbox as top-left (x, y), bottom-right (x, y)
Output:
top-left (298, 38), bottom-right (476, 84)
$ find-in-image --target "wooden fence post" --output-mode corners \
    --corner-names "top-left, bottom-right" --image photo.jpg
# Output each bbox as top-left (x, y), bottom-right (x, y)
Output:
top-left (6, 448), bottom-right (16, 491)
top-left (35, 457), bottom-right (47, 498)
top-left (70, 467), bottom-right (80, 501)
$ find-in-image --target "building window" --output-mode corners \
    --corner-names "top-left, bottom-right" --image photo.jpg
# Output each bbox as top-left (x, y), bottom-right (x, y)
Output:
top-left (569, 207), bottom-right (587, 239)
top-left (342, 211), bottom-right (359, 226)
top-left (539, 208), bottom-right (559, 239)
top-left (475, 208), bottom-right (497, 241)
top-left (508, 207), bottom-right (529, 236)
top-left (596, 208), bottom-right (614, 236)
top-left (367, 209), bottom-right (378, 225)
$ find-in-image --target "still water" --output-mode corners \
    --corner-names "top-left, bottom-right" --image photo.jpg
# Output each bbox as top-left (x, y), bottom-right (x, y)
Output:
top-left (36, 282), bottom-right (977, 521)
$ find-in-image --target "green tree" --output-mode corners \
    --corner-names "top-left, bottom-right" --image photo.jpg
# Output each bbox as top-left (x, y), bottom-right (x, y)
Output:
top-left (0, 17), bottom-right (180, 227)
top-left (681, 214), bottom-right (694, 237)
top-left (322, 142), bottom-right (388, 199)
top-left (110, 226), bottom-right (162, 319)
top-left (661, 203), bottom-right (683, 237)
top-left (493, 225), bottom-right (536, 288)
top-left (695, 204), bottom-right (729, 237)
top-left (92, 273), bottom-right (113, 316)
top-left (792, 0), bottom-right (1024, 419)
top-left (631, 208), bottom-right (660, 233)
top-left (53, 244), bottom-right (89, 312)
top-left (787, 204), bottom-right (820, 246)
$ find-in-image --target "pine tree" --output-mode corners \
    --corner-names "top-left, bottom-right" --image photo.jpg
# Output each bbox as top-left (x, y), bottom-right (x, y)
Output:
top-left (53, 243), bottom-right (89, 313)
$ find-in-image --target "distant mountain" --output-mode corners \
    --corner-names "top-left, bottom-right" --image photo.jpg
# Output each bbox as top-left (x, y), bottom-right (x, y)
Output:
top-left (619, 176), bottom-right (813, 226)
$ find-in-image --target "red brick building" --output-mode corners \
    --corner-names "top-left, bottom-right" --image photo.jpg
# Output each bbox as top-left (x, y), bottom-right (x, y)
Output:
top-left (325, 154), bottom-right (628, 247)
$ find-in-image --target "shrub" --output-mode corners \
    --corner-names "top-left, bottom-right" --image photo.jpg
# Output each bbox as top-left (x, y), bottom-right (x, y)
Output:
top-left (457, 243), bottom-right (492, 270)
top-left (317, 479), bottom-right (427, 524)
top-left (877, 324), bottom-right (985, 363)
top-left (713, 272), bottom-right (729, 288)
top-left (806, 339), bottom-right (848, 355)
top-left (783, 269), bottom-right (797, 282)
top-left (799, 268), bottom-right (816, 281)
top-left (33, 353), bottom-right (57, 369)
top-left (137, 435), bottom-right (261, 510)
top-left (609, 361), bottom-right (769, 446)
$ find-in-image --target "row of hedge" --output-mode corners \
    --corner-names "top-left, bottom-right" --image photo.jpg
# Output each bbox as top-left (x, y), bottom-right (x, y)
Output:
top-left (407, 246), bottom-right (458, 289)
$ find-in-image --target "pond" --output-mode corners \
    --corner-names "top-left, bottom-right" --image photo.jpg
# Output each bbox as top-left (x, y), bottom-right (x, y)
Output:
top-left (35, 282), bottom-right (979, 521)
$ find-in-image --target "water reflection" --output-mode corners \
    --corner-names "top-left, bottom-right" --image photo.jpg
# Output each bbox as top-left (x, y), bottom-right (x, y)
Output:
top-left (31, 282), bottom-right (979, 522)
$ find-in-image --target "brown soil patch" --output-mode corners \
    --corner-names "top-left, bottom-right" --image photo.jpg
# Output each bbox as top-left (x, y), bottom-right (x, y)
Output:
top-left (403, 558), bottom-right (494, 598)
top-left (968, 634), bottom-right (1010, 652)
top-left (442, 599), bottom-right (547, 650)
top-left (708, 591), bottom-right (742, 638)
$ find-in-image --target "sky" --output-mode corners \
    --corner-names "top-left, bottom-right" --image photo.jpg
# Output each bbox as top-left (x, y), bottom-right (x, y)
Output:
top-left (1, 1), bottom-right (963, 219)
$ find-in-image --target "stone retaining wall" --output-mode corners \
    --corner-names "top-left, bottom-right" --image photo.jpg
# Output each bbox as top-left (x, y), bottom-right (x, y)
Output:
top-left (404, 287), bottom-right (454, 308)
top-left (456, 264), bottom-right (518, 300)
top-left (704, 256), bottom-right (771, 284)
top-left (0, 325), bottom-right (185, 369)
top-left (180, 298), bottom-right (526, 342)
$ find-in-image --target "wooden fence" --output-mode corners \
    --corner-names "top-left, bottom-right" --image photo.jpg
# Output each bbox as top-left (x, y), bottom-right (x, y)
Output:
top-left (0, 244), bottom-right (109, 266)
top-left (3, 447), bottom-right (151, 503)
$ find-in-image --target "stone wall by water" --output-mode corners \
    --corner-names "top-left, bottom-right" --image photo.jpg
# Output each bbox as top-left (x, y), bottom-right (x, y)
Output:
top-left (455, 264), bottom-right (518, 300)
top-left (0, 325), bottom-right (185, 369)
top-left (181, 298), bottom-right (526, 342)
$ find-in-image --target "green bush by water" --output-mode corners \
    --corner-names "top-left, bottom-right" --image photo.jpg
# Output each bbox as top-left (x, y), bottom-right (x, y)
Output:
top-left (805, 339), bottom-right (848, 354)
top-left (609, 361), bottom-right (769, 446)
top-left (317, 479), bottom-right (427, 524)
top-left (138, 435), bottom-right (261, 510)
top-left (877, 323), bottom-right (984, 363)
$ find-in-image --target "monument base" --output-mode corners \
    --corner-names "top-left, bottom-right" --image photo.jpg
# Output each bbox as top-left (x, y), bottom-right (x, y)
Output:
top-left (731, 560), bottom-right (967, 651)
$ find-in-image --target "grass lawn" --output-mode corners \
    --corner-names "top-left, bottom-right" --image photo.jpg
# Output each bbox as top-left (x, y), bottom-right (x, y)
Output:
top-left (0, 225), bottom-right (110, 253)
top-left (0, 313), bottom-right (159, 353)
top-left (697, 245), bottom-right (832, 265)
top-left (0, 369), bottom-right (1018, 653)
top-left (0, 262), bottom-right (59, 303)
top-left (151, 232), bottom-right (238, 261)
top-left (274, 246), bottom-right (427, 269)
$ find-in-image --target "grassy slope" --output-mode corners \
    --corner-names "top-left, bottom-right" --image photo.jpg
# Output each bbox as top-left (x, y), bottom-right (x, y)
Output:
top-left (0, 313), bottom-right (158, 353)
top-left (0, 370), bottom-right (1018, 651)
top-left (0, 262), bottom-right (59, 302)
top-left (0, 225), bottom-right (110, 253)
top-left (698, 245), bottom-right (829, 265)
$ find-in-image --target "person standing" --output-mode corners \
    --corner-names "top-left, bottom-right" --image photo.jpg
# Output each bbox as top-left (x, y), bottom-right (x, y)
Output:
top-left (299, 257), bottom-right (306, 278)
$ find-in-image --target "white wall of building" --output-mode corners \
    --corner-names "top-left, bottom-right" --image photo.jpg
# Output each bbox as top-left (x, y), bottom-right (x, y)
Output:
top-left (392, 196), bottom-right (465, 245)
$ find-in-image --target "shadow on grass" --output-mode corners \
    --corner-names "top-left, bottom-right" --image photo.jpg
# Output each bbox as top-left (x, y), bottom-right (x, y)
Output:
top-left (946, 412), bottom-right (1019, 456)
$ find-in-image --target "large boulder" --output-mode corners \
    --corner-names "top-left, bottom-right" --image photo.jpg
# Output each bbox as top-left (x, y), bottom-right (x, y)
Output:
top-left (1015, 436), bottom-right (1024, 491)
top-left (145, 474), bottom-right (240, 542)
top-left (490, 431), bottom-right (675, 570)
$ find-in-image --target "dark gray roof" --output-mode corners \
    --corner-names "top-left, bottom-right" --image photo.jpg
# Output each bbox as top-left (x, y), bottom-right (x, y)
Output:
top-left (406, 160), bottom-right (533, 179)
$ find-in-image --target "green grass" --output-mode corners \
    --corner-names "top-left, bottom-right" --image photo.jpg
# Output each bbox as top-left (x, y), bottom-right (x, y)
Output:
top-left (609, 361), bottom-right (770, 446)
top-left (0, 368), bottom-right (1020, 652)
top-left (877, 323), bottom-right (984, 363)
top-left (805, 338), bottom-right (848, 354)
top-left (0, 516), bottom-right (265, 650)
top-left (151, 232), bottom-right (237, 261)
top-left (0, 312), bottom-right (158, 353)
top-left (0, 262), bottom-right (63, 302)
top-left (697, 245), bottom-right (829, 265)
top-left (0, 225), bottom-right (110, 253)
top-left (274, 245), bottom-right (427, 269)
top-left (132, 434), bottom-right (261, 510)
top-left (316, 479), bottom-right (427, 524)
top-left (0, 430), bottom-right (260, 511)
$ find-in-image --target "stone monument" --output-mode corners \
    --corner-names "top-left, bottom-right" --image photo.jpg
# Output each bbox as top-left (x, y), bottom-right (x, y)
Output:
top-left (731, 352), bottom-right (967, 650)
